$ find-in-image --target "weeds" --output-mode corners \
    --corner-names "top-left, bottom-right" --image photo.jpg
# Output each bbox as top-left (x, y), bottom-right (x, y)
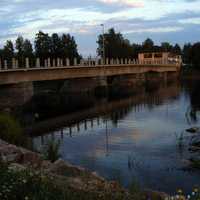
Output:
top-left (43, 140), bottom-right (61, 162)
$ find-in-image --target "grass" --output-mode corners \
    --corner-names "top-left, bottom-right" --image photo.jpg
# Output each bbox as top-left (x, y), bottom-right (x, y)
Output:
top-left (43, 140), bottom-right (61, 162)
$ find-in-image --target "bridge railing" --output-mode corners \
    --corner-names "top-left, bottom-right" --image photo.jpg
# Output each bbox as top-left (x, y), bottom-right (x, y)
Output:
top-left (0, 57), bottom-right (181, 71)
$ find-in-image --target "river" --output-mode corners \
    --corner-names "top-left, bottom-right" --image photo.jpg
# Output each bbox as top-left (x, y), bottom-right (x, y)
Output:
top-left (1, 79), bottom-right (200, 194)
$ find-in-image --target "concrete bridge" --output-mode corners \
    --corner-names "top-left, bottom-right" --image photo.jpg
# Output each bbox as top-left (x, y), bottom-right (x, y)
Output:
top-left (0, 57), bottom-right (181, 85)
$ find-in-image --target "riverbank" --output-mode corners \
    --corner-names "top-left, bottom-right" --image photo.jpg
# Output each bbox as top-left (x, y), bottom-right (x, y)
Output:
top-left (0, 139), bottom-right (169, 200)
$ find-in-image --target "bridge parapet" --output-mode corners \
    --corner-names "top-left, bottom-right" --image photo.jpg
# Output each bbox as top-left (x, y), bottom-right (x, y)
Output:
top-left (0, 57), bottom-right (181, 72)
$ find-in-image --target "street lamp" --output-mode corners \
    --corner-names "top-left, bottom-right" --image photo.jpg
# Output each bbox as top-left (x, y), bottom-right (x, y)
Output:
top-left (100, 24), bottom-right (105, 65)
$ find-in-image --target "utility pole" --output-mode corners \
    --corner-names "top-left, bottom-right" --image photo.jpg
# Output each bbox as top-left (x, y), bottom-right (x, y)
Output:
top-left (100, 24), bottom-right (105, 65)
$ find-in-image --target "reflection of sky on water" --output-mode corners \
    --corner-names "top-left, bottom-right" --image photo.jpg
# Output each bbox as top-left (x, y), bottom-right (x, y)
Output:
top-left (33, 83), bottom-right (200, 194)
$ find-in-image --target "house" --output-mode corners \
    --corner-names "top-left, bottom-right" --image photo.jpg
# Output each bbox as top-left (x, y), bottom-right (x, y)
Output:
top-left (138, 52), bottom-right (182, 64)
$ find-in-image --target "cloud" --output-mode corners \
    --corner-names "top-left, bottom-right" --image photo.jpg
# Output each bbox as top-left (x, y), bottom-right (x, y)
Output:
top-left (97, 0), bottom-right (144, 7)
top-left (124, 26), bottom-right (183, 34)
top-left (179, 17), bottom-right (200, 25)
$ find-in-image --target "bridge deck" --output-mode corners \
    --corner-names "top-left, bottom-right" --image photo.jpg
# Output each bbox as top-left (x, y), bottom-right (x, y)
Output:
top-left (0, 64), bottom-right (180, 85)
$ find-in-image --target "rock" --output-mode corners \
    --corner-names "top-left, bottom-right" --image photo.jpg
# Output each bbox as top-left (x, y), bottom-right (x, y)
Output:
top-left (186, 127), bottom-right (200, 133)
top-left (144, 189), bottom-right (169, 200)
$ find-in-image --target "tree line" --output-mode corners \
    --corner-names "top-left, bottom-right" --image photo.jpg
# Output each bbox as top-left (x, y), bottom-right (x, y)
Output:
top-left (0, 28), bottom-right (200, 68)
top-left (0, 31), bottom-right (80, 67)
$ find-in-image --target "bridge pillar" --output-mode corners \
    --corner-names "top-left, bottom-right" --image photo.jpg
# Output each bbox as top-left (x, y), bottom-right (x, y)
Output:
top-left (128, 59), bottom-right (131, 64)
top-left (4, 60), bottom-right (7, 70)
top-left (106, 58), bottom-right (109, 65)
top-left (100, 59), bottom-right (104, 65)
top-left (25, 58), bottom-right (29, 69)
top-left (60, 59), bottom-right (63, 67)
top-left (74, 58), bottom-right (77, 66)
top-left (66, 58), bottom-right (70, 66)
top-left (36, 58), bottom-right (40, 68)
top-left (95, 59), bottom-right (98, 66)
top-left (120, 58), bottom-right (123, 65)
top-left (116, 58), bottom-right (120, 65)
top-left (110, 58), bottom-right (113, 65)
top-left (44, 59), bottom-right (48, 68)
top-left (47, 58), bottom-right (51, 67)
top-left (12, 58), bottom-right (16, 69)
top-left (52, 59), bottom-right (56, 67)
top-left (57, 58), bottom-right (60, 67)
top-left (15, 60), bottom-right (18, 69)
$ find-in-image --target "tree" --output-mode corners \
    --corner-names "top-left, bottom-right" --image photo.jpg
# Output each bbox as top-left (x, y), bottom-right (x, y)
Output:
top-left (3, 40), bottom-right (14, 67)
top-left (172, 44), bottom-right (182, 55)
top-left (50, 33), bottom-right (62, 58)
top-left (183, 43), bottom-right (192, 64)
top-left (23, 39), bottom-right (33, 58)
top-left (16, 36), bottom-right (24, 58)
top-left (61, 34), bottom-right (80, 62)
top-left (142, 38), bottom-right (154, 52)
top-left (3, 40), bottom-right (14, 59)
top-left (35, 31), bottom-right (51, 59)
top-left (161, 42), bottom-right (173, 52)
top-left (190, 42), bottom-right (200, 68)
top-left (97, 28), bottom-right (133, 59)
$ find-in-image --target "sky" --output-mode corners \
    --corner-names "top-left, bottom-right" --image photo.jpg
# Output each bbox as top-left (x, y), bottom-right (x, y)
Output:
top-left (1, 0), bottom-right (200, 56)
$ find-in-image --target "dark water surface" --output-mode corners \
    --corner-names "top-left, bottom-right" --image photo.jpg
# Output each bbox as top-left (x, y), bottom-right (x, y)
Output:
top-left (3, 80), bottom-right (200, 194)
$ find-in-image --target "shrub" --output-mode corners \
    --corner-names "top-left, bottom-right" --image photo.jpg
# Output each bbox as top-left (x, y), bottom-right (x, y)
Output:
top-left (0, 113), bottom-right (24, 146)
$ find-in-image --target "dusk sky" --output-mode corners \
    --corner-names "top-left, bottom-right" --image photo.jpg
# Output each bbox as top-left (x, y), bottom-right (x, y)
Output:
top-left (1, 0), bottom-right (200, 56)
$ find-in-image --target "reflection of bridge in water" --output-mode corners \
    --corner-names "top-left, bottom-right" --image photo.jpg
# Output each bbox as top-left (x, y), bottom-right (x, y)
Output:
top-left (29, 82), bottom-right (181, 140)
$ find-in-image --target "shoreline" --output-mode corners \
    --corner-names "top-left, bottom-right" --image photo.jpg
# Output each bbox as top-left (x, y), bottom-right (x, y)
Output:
top-left (0, 139), bottom-right (168, 200)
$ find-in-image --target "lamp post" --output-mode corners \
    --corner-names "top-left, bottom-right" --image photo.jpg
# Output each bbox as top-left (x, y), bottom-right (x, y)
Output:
top-left (100, 24), bottom-right (105, 65)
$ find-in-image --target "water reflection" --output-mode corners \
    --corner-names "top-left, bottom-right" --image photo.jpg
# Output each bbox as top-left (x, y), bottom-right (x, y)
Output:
top-left (1, 79), bottom-right (200, 194)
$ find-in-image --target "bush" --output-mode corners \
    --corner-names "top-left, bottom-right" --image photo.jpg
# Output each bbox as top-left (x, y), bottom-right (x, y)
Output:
top-left (0, 113), bottom-right (25, 146)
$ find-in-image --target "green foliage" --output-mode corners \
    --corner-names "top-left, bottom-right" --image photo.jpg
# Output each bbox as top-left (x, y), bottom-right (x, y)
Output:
top-left (0, 113), bottom-right (24, 146)
top-left (43, 140), bottom-right (61, 162)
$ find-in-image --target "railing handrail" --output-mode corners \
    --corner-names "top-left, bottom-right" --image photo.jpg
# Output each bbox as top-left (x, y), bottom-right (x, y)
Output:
top-left (0, 57), bottom-right (181, 72)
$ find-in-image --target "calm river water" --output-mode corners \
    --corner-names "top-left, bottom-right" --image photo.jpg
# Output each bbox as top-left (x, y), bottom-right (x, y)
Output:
top-left (3, 79), bottom-right (200, 194)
